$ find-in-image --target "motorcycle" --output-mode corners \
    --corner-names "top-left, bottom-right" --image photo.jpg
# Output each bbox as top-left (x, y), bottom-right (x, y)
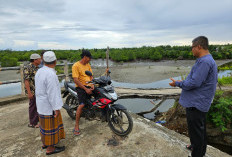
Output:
top-left (62, 71), bottom-right (133, 136)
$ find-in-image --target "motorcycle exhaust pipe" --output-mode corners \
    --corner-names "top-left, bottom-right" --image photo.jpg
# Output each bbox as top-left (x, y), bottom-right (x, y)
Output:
top-left (62, 104), bottom-right (70, 110)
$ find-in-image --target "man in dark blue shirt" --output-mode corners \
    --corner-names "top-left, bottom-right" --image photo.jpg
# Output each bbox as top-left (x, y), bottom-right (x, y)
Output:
top-left (169, 36), bottom-right (218, 157)
top-left (38, 50), bottom-right (46, 68)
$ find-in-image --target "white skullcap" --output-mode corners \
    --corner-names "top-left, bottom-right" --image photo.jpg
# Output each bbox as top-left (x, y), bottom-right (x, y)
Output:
top-left (43, 51), bottom-right (57, 62)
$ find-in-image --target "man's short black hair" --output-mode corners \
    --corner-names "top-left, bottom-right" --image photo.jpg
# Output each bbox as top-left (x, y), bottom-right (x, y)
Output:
top-left (81, 50), bottom-right (92, 59)
top-left (40, 50), bottom-right (46, 57)
top-left (30, 59), bottom-right (34, 63)
top-left (192, 36), bottom-right (209, 50)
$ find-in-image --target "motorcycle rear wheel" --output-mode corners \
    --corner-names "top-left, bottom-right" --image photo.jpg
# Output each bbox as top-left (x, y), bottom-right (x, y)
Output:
top-left (107, 109), bottom-right (133, 136)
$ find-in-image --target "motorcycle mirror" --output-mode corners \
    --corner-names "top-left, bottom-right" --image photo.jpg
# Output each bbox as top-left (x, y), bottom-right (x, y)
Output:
top-left (85, 71), bottom-right (93, 76)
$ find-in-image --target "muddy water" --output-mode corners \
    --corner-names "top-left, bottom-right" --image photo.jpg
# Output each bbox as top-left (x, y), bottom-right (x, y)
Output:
top-left (116, 98), bottom-right (175, 120)
top-left (1, 60), bottom-right (232, 98)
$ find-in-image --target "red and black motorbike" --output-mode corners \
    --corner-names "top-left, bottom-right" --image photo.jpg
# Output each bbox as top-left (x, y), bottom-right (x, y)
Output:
top-left (62, 71), bottom-right (133, 136)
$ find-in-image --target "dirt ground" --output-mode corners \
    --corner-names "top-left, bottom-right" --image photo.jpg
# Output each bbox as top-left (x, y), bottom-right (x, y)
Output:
top-left (93, 59), bottom-right (232, 84)
top-left (1, 60), bottom-right (231, 83)
top-left (0, 99), bottom-right (231, 157)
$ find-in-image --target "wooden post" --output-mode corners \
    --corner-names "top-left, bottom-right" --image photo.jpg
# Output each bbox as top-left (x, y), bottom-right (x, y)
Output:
top-left (20, 64), bottom-right (25, 95)
top-left (106, 46), bottom-right (109, 76)
top-left (64, 61), bottom-right (69, 82)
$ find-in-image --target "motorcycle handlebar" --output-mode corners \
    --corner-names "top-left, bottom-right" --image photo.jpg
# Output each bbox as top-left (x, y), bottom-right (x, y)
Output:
top-left (86, 81), bottom-right (94, 84)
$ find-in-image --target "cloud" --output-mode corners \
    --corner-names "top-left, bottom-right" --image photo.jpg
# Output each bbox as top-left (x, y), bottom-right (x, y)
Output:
top-left (38, 42), bottom-right (78, 50)
top-left (0, 0), bottom-right (231, 50)
top-left (0, 39), bottom-right (4, 44)
top-left (14, 40), bottom-right (36, 46)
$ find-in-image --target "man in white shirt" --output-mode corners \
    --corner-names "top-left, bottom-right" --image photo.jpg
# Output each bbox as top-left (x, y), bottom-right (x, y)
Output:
top-left (35, 51), bottom-right (65, 155)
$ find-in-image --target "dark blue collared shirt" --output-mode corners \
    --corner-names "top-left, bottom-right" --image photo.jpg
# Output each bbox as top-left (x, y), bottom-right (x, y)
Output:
top-left (175, 54), bottom-right (218, 112)
top-left (38, 60), bottom-right (44, 68)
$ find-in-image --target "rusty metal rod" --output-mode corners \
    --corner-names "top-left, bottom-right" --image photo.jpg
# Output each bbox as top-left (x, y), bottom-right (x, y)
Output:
top-left (0, 73), bottom-right (72, 85)
top-left (0, 63), bottom-right (74, 71)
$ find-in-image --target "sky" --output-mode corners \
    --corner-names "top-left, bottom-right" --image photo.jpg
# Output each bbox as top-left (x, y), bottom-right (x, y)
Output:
top-left (0, 0), bottom-right (232, 50)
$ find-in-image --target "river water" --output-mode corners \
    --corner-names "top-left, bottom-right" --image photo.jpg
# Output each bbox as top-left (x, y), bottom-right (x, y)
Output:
top-left (1, 60), bottom-right (231, 119)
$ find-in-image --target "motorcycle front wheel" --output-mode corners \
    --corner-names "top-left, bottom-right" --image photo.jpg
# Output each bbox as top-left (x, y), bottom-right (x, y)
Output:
top-left (65, 95), bottom-right (79, 120)
top-left (107, 109), bottom-right (133, 136)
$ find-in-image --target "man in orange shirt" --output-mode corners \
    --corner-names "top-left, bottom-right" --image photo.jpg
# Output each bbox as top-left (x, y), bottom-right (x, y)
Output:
top-left (72, 50), bottom-right (94, 135)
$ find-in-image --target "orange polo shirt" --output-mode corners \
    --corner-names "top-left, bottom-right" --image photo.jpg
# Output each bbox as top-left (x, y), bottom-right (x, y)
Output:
top-left (72, 61), bottom-right (93, 87)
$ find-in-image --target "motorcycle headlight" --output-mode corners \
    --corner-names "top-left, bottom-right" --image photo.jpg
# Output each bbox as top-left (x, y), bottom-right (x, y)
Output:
top-left (109, 92), bottom-right (118, 100)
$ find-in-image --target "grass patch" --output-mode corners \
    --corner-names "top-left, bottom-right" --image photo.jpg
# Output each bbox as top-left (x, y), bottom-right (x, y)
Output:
top-left (218, 75), bottom-right (232, 86)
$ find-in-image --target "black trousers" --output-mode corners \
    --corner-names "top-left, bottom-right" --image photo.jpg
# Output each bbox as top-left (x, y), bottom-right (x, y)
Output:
top-left (186, 107), bottom-right (207, 157)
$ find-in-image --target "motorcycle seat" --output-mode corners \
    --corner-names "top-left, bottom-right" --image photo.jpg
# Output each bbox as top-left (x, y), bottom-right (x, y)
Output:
top-left (67, 82), bottom-right (76, 91)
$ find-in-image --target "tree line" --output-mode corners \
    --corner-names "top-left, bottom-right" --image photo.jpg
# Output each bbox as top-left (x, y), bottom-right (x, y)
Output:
top-left (0, 44), bottom-right (232, 67)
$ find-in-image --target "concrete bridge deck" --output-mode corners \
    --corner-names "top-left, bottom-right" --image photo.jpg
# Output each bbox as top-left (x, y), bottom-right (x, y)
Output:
top-left (0, 97), bottom-right (230, 157)
top-left (0, 87), bottom-right (181, 106)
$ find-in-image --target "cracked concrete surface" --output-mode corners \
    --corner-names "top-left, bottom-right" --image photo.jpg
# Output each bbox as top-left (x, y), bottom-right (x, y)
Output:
top-left (0, 100), bottom-right (231, 157)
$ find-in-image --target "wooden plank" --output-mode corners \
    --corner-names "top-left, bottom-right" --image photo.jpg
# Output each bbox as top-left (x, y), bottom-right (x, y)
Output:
top-left (0, 80), bottom-right (21, 85)
top-left (64, 61), bottom-right (69, 81)
top-left (20, 64), bottom-right (25, 95)
top-left (115, 87), bottom-right (181, 98)
top-left (0, 67), bottom-right (20, 71)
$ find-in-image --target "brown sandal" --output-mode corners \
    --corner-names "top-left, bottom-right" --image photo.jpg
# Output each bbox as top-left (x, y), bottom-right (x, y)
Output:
top-left (73, 129), bottom-right (81, 136)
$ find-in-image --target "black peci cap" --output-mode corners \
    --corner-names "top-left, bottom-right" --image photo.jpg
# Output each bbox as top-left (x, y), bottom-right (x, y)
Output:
top-left (81, 50), bottom-right (92, 59)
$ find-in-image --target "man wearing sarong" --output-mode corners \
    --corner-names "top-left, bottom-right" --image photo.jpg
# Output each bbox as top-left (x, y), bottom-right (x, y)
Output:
top-left (23, 53), bottom-right (41, 128)
top-left (35, 51), bottom-right (65, 155)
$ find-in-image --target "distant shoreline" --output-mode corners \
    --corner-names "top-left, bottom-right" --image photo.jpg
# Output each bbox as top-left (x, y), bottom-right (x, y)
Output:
top-left (1, 59), bottom-right (231, 84)
top-left (93, 59), bottom-right (232, 84)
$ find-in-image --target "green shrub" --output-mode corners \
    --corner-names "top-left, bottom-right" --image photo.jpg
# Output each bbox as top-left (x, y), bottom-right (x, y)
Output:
top-left (207, 91), bottom-right (232, 131)
top-left (218, 66), bottom-right (232, 70)
top-left (55, 66), bottom-right (64, 75)
top-left (1, 56), bottom-right (18, 67)
top-left (150, 51), bottom-right (162, 61)
top-left (218, 75), bottom-right (232, 85)
top-left (218, 61), bottom-right (232, 70)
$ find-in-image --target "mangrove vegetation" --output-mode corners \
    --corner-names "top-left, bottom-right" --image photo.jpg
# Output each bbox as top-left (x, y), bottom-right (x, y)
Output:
top-left (0, 44), bottom-right (232, 67)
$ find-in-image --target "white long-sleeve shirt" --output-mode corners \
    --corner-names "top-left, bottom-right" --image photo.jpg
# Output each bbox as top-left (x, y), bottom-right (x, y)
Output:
top-left (35, 66), bottom-right (63, 115)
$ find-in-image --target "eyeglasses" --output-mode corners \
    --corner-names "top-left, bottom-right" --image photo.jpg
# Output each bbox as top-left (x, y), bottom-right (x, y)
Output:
top-left (191, 45), bottom-right (198, 49)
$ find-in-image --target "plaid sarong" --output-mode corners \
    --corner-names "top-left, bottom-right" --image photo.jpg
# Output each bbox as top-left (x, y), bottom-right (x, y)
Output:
top-left (39, 113), bottom-right (65, 146)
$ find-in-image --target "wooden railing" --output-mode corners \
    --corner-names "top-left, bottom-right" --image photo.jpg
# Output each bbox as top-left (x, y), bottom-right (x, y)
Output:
top-left (0, 61), bottom-right (72, 95)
